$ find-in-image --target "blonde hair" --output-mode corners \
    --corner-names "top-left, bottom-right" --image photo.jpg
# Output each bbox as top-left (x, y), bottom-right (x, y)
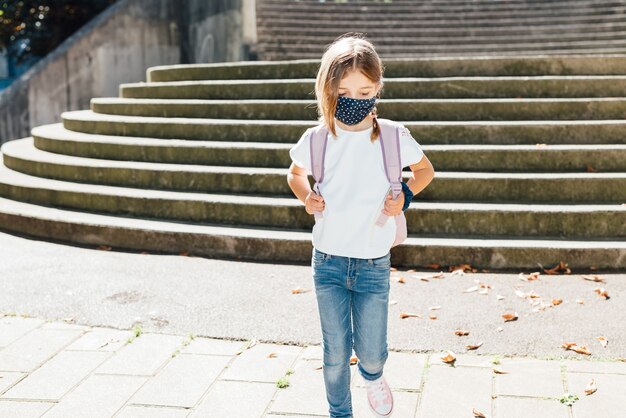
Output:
top-left (314, 33), bottom-right (384, 142)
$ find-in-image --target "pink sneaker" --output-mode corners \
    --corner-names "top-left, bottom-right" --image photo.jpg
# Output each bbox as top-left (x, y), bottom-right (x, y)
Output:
top-left (364, 375), bottom-right (394, 417)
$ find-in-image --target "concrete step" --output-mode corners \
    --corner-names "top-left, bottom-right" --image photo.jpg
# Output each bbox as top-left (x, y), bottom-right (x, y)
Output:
top-left (256, 22), bottom-right (626, 38)
top-left (0, 193), bottom-right (623, 270)
top-left (256, 40), bottom-right (626, 54)
top-left (257, 0), bottom-right (622, 12)
top-left (1, 161), bottom-right (623, 239)
top-left (258, 48), bottom-right (626, 60)
top-left (3, 137), bottom-right (626, 203)
top-left (257, 0), bottom-right (624, 13)
top-left (257, 14), bottom-right (626, 29)
top-left (32, 123), bottom-right (626, 172)
top-left (90, 97), bottom-right (626, 121)
top-left (257, 30), bottom-right (626, 47)
top-left (60, 110), bottom-right (626, 145)
top-left (256, 8), bottom-right (626, 23)
top-left (145, 55), bottom-right (626, 82)
top-left (59, 110), bottom-right (316, 144)
top-left (121, 76), bottom-right (626, 100)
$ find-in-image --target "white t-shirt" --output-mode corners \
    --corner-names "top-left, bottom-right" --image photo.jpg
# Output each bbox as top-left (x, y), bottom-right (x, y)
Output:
top-left (289, 119), bottom-right (424, 259)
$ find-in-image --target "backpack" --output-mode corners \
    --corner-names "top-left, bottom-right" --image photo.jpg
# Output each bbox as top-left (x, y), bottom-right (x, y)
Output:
top-left (307, 118), bottom-right (408, 248)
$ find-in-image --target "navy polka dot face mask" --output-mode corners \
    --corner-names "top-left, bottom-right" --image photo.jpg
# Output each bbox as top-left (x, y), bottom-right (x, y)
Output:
top-left (334, 95), bottom-right (377, 125)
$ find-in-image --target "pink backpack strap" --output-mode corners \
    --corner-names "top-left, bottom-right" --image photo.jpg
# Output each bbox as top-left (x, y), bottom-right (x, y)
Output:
top-left (376, 119), bottom-right (408, 247)
top-left (309, 125), bottom-right (328, 220)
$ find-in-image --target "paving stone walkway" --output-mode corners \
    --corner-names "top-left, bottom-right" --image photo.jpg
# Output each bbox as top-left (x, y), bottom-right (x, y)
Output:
top-left (0, 314), bottom-right (624, 418)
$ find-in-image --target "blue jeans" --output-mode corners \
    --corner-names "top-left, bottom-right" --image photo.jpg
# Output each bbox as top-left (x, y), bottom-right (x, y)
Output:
top-left (311, 247), bottom-right (391, 418)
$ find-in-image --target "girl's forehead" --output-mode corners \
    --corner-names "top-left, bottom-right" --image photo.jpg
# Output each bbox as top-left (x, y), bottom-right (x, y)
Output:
top-left (338, 72), bottom-right (376, 89)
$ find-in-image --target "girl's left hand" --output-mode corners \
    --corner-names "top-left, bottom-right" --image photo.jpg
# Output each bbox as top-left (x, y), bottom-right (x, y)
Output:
top-left (382, 192), bottom-right (404, 216)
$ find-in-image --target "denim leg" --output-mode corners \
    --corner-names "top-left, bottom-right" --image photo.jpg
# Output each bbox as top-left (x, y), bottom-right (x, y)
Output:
top-left (312, 249), bottom-right (353, 418)
top-left (352, 252), bottom-right (391, 381)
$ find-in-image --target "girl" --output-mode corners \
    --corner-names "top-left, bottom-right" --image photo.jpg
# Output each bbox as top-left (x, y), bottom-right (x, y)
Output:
top-left (286, 33), bottom-right (435, 418)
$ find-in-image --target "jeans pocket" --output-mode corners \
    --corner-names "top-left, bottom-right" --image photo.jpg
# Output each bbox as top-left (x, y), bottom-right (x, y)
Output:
top-left (312, 248), bottom-right (330, 267)
top-left (371, 252), bottom-right (391, 269)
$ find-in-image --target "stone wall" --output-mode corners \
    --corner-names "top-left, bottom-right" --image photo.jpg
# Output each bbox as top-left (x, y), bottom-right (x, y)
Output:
top-left (0, 0), bottom-right (256, 145)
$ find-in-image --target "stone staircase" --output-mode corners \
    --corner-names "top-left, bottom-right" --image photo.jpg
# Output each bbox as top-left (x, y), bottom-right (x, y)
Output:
top-left (255, 0), bottom-right (626, 60)
top-left (0, 55), bottom-right (625, 270)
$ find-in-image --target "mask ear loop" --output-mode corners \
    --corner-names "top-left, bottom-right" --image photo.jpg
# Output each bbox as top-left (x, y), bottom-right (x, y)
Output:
top-left (372, 81), bottom-right (383, 129)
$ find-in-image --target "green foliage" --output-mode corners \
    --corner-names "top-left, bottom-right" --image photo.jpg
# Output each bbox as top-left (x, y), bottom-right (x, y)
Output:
top-left (0, 1), bottom-right (116, 63)
top-left (559, 393), bottom-right (579, 406)
top-left (276, 377), bottom-right (290, 388)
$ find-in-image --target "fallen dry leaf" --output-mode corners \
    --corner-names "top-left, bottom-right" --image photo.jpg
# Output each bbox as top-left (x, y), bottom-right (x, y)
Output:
top-left (428, 305), bottom-right (441, 310)
top-left (496, 294), bottom-right (505, 300)
top-left (466, 342), bottom-right (483, 350)
top-left (412, 272), bottom-right (445, 281)
top-left (582, 275), bottom-right (605, 283)
top-left (390, 267), bottom-right (397, 272)
top-left (454, 330), bottom-right (470, 336)
top-left (97, 245), bottom-right (112, 251)
top-left (502, 312), bottom-right (518, 322)
top-left (593, 287), bottom-right (609, 299)
top-left (350, 356), bottom-right (359, 365)
top-left (268, 352), bottom-right (278, 358)
top-left (552, 299), bottom-right (563, 306)
top-left (235, 338), bottom-right (259, 355)
top-left (441, 350), bottom-right (456, 364)
top-left (464, 286), bottom-right (479, 293)
top-left (389, 300), bottom-right (398, 306)
top-left (597, 336), bottom-right (608, 348)
top-left (291, 287), bottom-right (311, 294)
top-left (572, 346), bottom-right (592, 355)
top-left (400, 312), bottom-right (421, 319)
top-left (576, 299), bottom-right (585, 304)
top-left (473, 407), bottom-right (486, 417)
top-left (544, 261), bottom-right (571, 275)
top-left (584, 378), bottom-right (597, 395)
top-left (519, 271), bottom-right (541, 281)
top-left (562, 342), bottom-right (591, 355)
top-left (396, 276), bottom-right (406, 284)
top-left (425, 263), bottom-right (441, 269)
top-left (179, 250), bottom-right (189, 256)
top-left (449, 263), bottom-right (478, 273)
top-left (493, 368), bottom-right (508, 374)
top-left (429, 313), bottom-right (438, 320)
top-left (406, 269), bottom-right (416, 273)
top-left (586, 164), bottom-right (598, 173)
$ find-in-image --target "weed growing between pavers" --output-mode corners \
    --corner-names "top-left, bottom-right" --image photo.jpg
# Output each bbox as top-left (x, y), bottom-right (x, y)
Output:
top-left (559, 393), bottom-right (579, 406)
top-left (126, 324), bottom-right (142, 343)
top-left (276, 376), bottom-right (290, 388)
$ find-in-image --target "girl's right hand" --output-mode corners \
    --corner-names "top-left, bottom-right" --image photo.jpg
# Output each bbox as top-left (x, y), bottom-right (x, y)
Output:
top-left (305, 191), bottom-right (325, 215)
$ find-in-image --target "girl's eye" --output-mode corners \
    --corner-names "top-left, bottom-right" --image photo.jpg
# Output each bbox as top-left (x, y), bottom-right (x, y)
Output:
top-left (339, 93), bottom-right (369, 97)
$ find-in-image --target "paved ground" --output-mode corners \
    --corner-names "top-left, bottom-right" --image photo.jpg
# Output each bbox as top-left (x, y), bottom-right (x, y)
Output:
top-left (0, 314), bottom-right (625, 417)
top-left (0, 229), bottom-right (625, 417)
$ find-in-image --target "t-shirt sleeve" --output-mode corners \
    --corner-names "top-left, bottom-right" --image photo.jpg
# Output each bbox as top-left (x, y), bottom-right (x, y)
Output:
top-left (289, 128), bottom-right (313, 175)
top-left (399, 125), bottom-right (424, 168)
